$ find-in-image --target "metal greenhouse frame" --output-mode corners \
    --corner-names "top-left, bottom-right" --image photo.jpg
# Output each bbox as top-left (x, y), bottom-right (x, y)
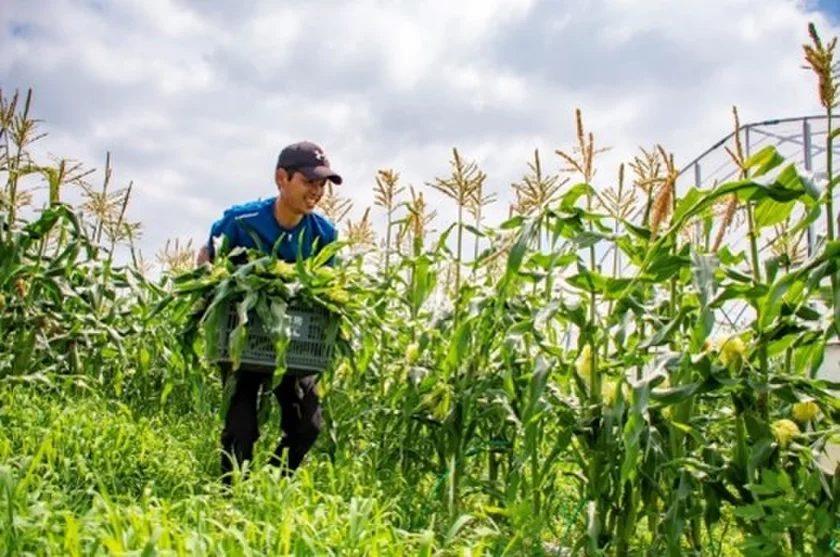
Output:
top-left (672, 115), bottom-right (839, 334)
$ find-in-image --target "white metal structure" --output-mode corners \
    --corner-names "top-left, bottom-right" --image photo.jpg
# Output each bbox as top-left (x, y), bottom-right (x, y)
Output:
top-left (671, 115), bottom-right (840, 333)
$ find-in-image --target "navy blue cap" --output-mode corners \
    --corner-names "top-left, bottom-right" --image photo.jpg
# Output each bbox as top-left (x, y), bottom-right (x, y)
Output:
top-left (276, 141), bottom-right (343, 185)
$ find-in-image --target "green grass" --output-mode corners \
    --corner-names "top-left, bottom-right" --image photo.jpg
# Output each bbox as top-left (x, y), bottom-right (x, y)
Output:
top-left (0, 382), bottom-right (752, 556)
top-left (0, 385), bottom-right (508, 556)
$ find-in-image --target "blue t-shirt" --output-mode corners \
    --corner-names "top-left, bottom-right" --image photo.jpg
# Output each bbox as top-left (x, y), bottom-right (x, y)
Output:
top-left (206, 197), bottom-right (337, 263)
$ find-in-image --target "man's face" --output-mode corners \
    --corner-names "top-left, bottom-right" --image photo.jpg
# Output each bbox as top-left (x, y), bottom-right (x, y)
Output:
top-left (278, 168), bottom-right (327, 214)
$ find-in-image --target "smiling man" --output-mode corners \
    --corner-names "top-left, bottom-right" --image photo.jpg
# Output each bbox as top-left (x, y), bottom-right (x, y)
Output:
top-left (197, 141), bottom-right (342, 265)
top-left (196, 140), bottom-right (342, 485)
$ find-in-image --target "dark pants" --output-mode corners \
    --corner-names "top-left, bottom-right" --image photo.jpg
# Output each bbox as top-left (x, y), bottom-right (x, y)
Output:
top-left (219, 365), bottom-right (322, 484)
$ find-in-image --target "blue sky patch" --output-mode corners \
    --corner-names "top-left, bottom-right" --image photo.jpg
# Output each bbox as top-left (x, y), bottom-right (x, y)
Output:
top-left (817, 0), bottom-right (840, 21)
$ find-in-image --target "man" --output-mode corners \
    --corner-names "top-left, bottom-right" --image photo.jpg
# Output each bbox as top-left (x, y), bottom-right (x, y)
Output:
top-left (196, 140), bottom-right (342, 485)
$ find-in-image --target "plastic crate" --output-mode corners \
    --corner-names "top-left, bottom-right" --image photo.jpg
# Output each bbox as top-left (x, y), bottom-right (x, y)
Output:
top-left (213, 299), bottom-right (338, 374)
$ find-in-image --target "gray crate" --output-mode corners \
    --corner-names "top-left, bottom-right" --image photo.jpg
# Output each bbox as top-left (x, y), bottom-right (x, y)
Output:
top-left (214, 299), bottom-right (337, 373)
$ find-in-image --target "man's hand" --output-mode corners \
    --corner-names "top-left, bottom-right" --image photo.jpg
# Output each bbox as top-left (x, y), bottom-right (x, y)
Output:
top-left (196, 245), bottom-right (210, 266)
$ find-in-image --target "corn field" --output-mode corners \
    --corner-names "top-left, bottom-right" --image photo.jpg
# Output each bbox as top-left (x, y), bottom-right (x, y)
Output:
top-left (2, 24), bottom-right (840, 556)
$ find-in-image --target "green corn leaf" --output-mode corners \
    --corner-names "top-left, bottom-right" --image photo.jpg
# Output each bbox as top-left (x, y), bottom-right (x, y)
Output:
top-left (744, 144), bottom-right (785, 177)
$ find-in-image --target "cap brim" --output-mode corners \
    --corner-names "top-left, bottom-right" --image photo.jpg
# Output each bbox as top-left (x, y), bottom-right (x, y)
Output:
top-left (301, 166), bottom-right (343, 185)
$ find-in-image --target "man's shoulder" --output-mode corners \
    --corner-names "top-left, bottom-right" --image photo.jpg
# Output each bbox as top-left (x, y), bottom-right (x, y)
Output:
top-left (211, 198), bottom-right (275, 234)
top-left (219, 197), bottom-right (274, 222)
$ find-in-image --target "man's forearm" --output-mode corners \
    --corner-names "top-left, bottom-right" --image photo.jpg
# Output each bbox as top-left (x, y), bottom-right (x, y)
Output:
top-left (196, 245), bottom-right (210, 266)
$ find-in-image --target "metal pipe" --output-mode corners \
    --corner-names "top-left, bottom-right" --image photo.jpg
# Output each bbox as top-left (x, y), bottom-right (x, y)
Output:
top-left (804, 119), bottom-right (815, 257)
top-left (676, 114), bottom-right (830, 176)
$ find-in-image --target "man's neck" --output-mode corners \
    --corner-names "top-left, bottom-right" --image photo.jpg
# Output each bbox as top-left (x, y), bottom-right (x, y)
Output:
top-left (273, 196), bottom-right (303, 230)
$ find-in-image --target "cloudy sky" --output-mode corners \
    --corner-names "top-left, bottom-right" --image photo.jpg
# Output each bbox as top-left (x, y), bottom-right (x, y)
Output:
top-left (2, 0), bottom-right (840, 271)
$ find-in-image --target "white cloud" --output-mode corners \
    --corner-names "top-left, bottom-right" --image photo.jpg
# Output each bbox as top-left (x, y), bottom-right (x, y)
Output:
top-left (1, 0), bottom-right (839, 271)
